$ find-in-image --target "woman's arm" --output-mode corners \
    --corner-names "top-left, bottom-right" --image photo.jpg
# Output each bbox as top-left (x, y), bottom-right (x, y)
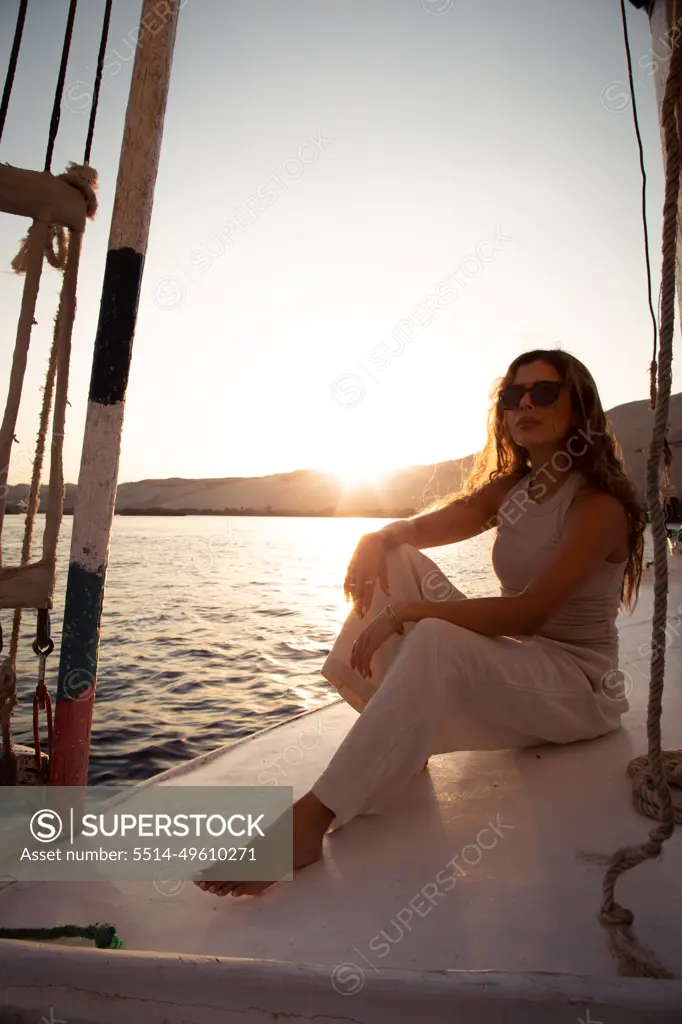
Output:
top-left (394, 489), bottom-right (628, 636)
top-left (377, 474), bottom-right (524, 552)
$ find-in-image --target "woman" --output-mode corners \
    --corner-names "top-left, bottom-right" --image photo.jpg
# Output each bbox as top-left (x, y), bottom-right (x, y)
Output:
top-left (196, 348), bottom-right (645, 897)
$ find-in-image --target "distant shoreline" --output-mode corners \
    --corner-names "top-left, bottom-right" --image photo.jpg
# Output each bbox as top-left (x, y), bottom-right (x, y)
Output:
top-left (116, 508), bottom-right (418, 518)
top-left (4, 507), bottom-right (677, 524)
top-left (4, 507), bottom-right (417, 519)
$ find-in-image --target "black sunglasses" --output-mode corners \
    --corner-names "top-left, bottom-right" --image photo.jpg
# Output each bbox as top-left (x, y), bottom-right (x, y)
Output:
top-left (499, 380), bottom-right (564, 410)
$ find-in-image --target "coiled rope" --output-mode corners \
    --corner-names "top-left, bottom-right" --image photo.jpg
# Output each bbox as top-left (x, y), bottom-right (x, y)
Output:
top-left (0, 922), bottom-right (122, 949)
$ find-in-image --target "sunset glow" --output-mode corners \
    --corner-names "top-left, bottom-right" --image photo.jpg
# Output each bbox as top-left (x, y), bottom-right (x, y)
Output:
top-left (0, 2), bottom-right (671, 488)
top-left (325, 459), bottom-right (402, 490)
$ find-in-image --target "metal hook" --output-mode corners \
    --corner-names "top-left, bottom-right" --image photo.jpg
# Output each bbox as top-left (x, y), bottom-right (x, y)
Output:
top-left (32, 609), bottom-right (54, 657)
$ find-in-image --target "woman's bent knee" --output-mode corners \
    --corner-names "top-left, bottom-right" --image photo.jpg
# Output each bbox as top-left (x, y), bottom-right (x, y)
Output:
top-left (385, 542), bottom-right (419, 565)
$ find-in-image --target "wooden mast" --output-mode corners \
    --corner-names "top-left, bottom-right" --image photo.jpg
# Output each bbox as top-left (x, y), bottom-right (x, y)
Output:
top-left (49, 0), bottom-right (181, 785)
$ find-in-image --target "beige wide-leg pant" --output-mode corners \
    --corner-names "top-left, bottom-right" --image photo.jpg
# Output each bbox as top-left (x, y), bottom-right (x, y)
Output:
top-left (313, 544), bottom-right (625, 827)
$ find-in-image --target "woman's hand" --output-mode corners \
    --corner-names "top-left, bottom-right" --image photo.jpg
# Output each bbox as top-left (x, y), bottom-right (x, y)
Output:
top-left (350, 608), bottom-right (396, 678)
top-left (344, 533), bottom-right (390, 617)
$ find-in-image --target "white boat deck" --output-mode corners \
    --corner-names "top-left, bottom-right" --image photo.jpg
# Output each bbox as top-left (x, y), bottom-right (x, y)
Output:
top-left (1, 563), bottom-right (682, 1022)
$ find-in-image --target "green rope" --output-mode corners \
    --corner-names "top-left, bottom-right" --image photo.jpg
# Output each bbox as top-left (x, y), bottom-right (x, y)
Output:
top-left (0, 922), bottom-right (122, 949)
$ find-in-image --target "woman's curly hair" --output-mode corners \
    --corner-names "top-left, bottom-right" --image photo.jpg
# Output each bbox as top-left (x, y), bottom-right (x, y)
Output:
top-left (459, 348), bottom-right (645, 610)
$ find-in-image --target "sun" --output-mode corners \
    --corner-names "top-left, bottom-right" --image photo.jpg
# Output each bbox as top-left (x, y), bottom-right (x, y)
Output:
top-left (335, 466), bottom-right (380, 488)
top-left (326, 459), bottom-right (398, 489)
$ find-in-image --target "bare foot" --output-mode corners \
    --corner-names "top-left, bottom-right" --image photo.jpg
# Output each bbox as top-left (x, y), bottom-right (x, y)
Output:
top-left (193, 791), bottom-right (334, 898)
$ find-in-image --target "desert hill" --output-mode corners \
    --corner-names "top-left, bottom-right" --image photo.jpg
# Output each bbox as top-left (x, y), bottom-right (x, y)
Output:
top-left (6, 392), bottom-right (682, 517)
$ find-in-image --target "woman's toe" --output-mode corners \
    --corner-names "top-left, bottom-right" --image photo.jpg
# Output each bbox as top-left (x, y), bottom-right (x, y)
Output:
top-left (215, 881), bottom-right (239, 896)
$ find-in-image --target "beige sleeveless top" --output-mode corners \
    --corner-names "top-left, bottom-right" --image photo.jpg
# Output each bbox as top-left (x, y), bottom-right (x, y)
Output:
top-left (490, 471), bottom-right (627, 655)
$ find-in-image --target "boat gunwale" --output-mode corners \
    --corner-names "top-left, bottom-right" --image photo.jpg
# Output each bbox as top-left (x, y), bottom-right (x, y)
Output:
top-left (1, 942), bottom-right (681, 1023)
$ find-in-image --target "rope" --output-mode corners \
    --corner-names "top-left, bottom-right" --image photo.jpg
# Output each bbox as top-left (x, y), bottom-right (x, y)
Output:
top-left (627, 750), bottom-right (682, 824)
top-left (598, 0), bottom-right (682, 979)
top-left (618, 0), bottom-right (659, 409)
top-left (0, 166), bottom-right (95, 564)
top-left (0, 658), bottom-right (18, 785)
top-left (12, 224), bottom-right (66, 274)
top-left (11, 164), bottom-right (96, 578)
top-left (42, 228), bottom-right (83, 565)
top-left (0, 164), bottom-right (96, 777)
top-left (0, 220), bottom-right (48, 565)
top-left (84, 0), bottom-right (113, 165)
top-left (11, 163), bottom-right (98, 275)
top-left (0, 923), bottom-right (123, 949)
top-left (0, 0), bottom-right (29, 150)
top-left (0, 283), bottom-right (60, 776)
top-left (44, 0), bottom-right (79, 173)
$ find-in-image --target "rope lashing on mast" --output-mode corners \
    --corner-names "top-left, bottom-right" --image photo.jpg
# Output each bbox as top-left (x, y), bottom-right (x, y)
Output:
top-left (597, 0), bottom-right (682, 980)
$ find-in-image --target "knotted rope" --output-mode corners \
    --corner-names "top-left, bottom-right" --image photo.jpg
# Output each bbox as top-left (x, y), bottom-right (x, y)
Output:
top-left (627, 750), bottom-right (682, 824)
top-left (597, 0), bottom-right (682, 979)
top-left (11, 163), bottom-right (98, 273)
top-left (11, 221), bottom-right (65, 272)
top-left (0, 161), bottom-right (97, 781)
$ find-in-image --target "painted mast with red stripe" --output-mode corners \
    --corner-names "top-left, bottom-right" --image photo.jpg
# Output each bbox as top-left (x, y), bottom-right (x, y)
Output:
top-left (50, 0), bottom-right (181, 785)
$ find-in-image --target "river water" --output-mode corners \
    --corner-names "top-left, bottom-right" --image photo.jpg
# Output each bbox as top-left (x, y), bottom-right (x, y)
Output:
top-left (3, 515), bottom-right (499, 784)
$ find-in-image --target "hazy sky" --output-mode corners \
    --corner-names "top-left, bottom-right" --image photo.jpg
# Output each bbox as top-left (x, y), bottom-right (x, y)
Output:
top-left (0, 0), bottom-right (673, 487)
